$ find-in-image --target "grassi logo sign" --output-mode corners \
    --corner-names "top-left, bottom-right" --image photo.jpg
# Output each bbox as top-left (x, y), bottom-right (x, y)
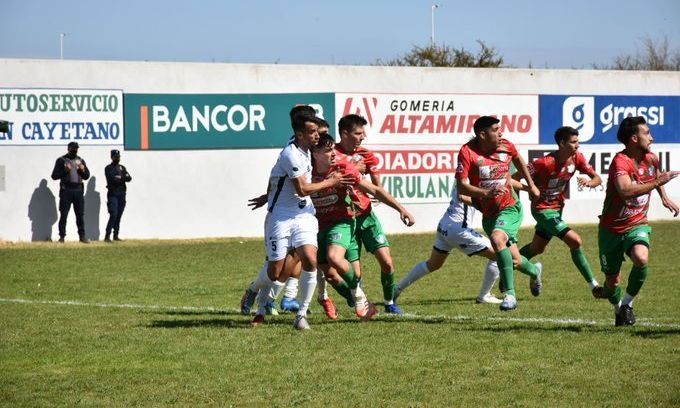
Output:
top-left (124, 93), bottom-right (335, 150)
top-left (540, 95), bottom-right (679, 144)
top-left (337, 93), bottom-right (539, 146)
top-left (0, 89), bottom-right (123, 146)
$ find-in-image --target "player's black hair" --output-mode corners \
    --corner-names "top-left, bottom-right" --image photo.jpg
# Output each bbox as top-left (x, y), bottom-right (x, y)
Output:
top-left (472, 116), bottom-right (500, 137)
top-left (617, 116), bottom-right (647, 145)
top-left (554, 126), bottom-right (579, 144)
top-left (338, 114), bottom-right (368, 134)
top-left (292, 111), bottom-right (322, 133)
top-left (314, 133), bottom-right (335, 150)
top-left (289, 105), bottom-right (317, 131)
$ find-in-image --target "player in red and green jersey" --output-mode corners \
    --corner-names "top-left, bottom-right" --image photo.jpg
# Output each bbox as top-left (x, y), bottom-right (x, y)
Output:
top-left (311, 133), bottom-right (415, 320)
top-left (513, 126), bottom-right (606, 298)
top-left (334, 114), bottom-right (408, 314)
top-left (598, 116), bottom-right (679, 326)
top-left (455, 116), bottom-right (542, 311)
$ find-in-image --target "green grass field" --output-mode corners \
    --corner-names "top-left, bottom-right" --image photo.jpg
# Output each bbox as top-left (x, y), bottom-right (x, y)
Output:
top-left (1, 222), bottom-right (679, 407)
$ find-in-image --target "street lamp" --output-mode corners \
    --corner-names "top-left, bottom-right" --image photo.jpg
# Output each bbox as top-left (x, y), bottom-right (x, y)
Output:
top-left (431, 4), bottom-right (441, 45)
top-left (59, 33), bottom-right (66, 60)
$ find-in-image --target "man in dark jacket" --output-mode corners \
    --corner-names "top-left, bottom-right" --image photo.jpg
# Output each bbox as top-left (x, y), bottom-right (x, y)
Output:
top-left (51, 142), bottom-right (91, 243)
top-left (104, 149), bottom-right (131, 242)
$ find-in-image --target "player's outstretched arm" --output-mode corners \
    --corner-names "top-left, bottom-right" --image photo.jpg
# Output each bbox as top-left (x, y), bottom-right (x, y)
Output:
top-left (615, 171), bottom-right (677, 200)
top-left (357, 179), bottom-right (415, 226)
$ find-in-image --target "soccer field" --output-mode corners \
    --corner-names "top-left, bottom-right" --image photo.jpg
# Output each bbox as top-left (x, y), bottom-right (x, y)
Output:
top-left (1, 222), bottom-right (679, 407)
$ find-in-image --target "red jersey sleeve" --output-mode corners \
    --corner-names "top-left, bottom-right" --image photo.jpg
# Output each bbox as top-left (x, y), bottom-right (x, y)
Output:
top-left (456, 145), bottom-right (471, 181)
top-left (575, 151), bottom-right (596, 177)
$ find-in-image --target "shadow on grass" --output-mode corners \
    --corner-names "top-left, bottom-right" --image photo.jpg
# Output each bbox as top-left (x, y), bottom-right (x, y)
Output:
top-left (145, 312), bottom-right (680, 337)
top-left (146, 315), bottom-right (375, 329)
top-left (400, 297), bottom-right (478, 306)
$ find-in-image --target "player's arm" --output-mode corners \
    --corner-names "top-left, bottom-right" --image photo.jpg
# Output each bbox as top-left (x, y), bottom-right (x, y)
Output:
top-left (248, 183), bottom-right (271, 210)
top-left (357, 179), bottom-right (414, 226)
top-left (456, 177), bottom-right (507, 199)
top-left (511, 155), bottom-right (539, 199)
top-left (458, 193), bottom-right (473, 206)
top-left (656, 184), bottom-right (679, 217)
top-left (292, 172), bottom-right (353, 197)
top-left (509, 178), bottom-right (529, 192)
top-left (614, 172), bottom-right (677, 199)
top-left (576, 159), bottom-right (602, 188)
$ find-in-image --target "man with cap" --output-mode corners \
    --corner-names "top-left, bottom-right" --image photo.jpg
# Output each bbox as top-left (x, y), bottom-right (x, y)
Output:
top-left (51, 142), bottom-right (91, 243)
top-left (104, 149), bottom-right (132, 242)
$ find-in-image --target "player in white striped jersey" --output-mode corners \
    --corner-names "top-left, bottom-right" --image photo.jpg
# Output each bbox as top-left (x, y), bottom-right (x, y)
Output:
top-left (249, 112), bottom-right (353, 330)
top-left (395, 183), bottom-right (506, 304)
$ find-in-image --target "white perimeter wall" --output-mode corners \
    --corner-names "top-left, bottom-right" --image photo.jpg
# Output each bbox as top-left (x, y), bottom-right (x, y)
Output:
top-left (0, 59), bottom-right (678, 241)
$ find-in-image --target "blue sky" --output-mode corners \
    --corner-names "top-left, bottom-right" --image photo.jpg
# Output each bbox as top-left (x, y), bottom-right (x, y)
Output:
top-left (2, 0), bottom-right (679, 69)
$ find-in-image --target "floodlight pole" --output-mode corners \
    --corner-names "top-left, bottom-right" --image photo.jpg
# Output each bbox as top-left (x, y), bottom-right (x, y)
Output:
top-left (60, 33), bottom-right (66, 60)
top-left (431, 5), bottom-right (440, 45)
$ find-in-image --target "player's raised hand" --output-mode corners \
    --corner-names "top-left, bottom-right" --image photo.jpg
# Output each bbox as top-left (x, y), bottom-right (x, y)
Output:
top-left (248, 194), bottom-right (268, 210)
top-left (576, 176), bottom-right (589, 188)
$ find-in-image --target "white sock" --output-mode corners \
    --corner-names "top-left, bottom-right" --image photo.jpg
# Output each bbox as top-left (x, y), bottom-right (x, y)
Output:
top-left (621, 293), bottom-right (634, 307)
top-left (478, 260), bottom-right (499, 298)
top-left (316, 270), bottom-right (328, 300)
top-left (588, 279), bottom-right (599, 290)
top-left (255, 281), bottom-right (275, 315)
top-left (252, 263), bottom-right (272, 291)
top-left (249, 261), bottom-right (269, 292)
top-left (398, 261), bottom-right (431, 293)
top-left (297, 270), bottom-right (317, 317)
top-left (614, 300), bottom-right (622, 313)
top-left (351, 281), bottom-right (369, 309)
top-left (283, 277), bottom-right (299, 299)
top-left (268, 280), bottom-right (285, 302)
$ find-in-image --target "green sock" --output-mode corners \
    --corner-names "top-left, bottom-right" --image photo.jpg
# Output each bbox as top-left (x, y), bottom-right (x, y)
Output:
top-left (570, 248), bottom-right (595, 283)
top-left (626, 265), bottom-right (648, 297)
top-left (497, 248), bottom-right (515, 296)
top-left (604, 285), bottom-right (622, 305)
top-left (519, 244), bottom-right (535, 260)
top-left (516, 256), bottom-right (538, 278)
top-left (381, 272), bottom-right (396, 302)
top-left (333, 281), bottom-right (354, 304)
top-left (342, 264), bottom-right (358, 289)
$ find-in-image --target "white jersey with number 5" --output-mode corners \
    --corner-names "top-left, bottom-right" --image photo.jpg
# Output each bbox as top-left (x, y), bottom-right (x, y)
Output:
top-left (266, 141), bottom-right (315, 217)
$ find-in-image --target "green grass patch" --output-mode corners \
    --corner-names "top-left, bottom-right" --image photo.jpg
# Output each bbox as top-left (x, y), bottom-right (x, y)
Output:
top-left (1, 223), bottom-right (679, 406)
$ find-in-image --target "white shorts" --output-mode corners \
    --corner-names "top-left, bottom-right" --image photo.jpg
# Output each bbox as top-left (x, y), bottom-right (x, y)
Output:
top-left (264, 212), bottom-right (318, 261)
top-left (433, 217), bottom-right (490, 256)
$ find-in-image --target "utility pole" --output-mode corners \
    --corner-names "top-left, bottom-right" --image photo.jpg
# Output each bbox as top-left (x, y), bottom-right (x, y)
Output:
top-left (431, 5), bottom-right (441, 45)
top-left (60, 33), bottom-right (66, 60)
